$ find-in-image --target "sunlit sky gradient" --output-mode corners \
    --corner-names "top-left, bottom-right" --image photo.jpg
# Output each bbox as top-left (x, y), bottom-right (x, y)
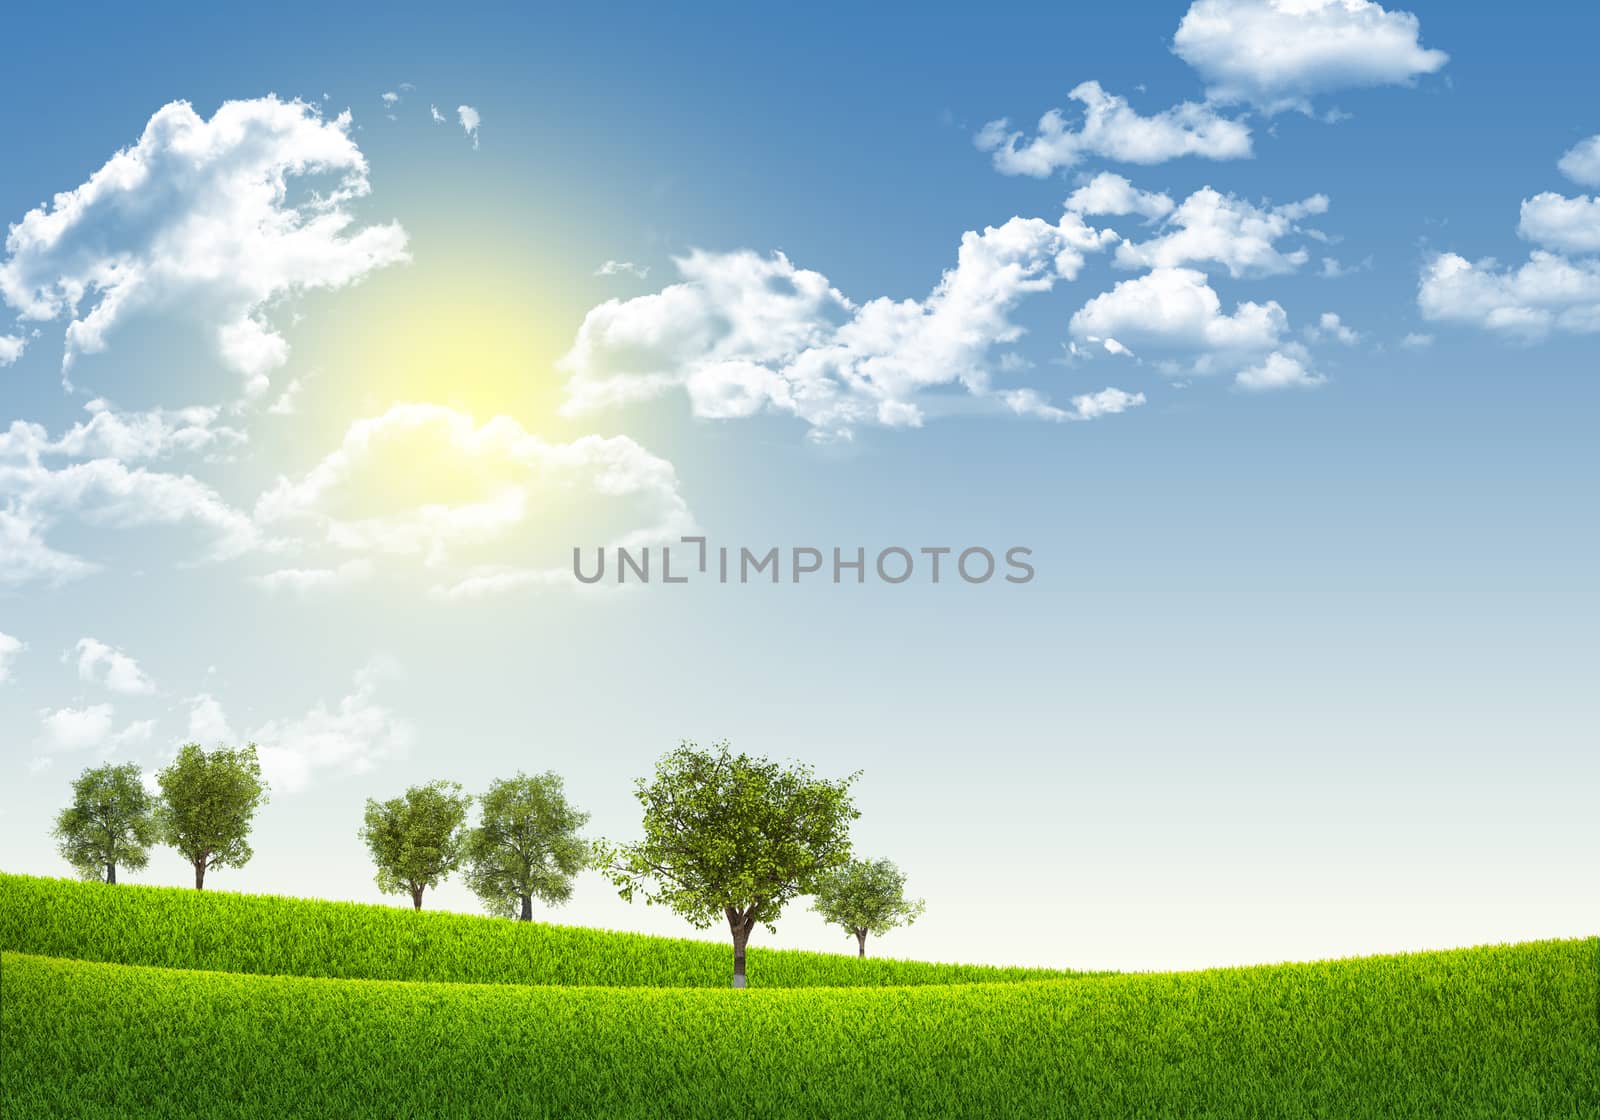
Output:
top-left (1, 1), bottom-right (1596, 971)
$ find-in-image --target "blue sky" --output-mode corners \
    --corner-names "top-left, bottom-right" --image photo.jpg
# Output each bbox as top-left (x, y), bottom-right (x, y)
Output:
top-left (1, 1), bottom-right (1595, 970)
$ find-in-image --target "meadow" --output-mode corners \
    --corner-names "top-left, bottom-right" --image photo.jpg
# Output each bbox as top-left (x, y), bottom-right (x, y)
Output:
top-left (2, 873), bottom-right (1596, 1118)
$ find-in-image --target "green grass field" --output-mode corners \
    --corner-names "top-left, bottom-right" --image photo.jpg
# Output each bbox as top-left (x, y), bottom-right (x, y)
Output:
top-left (3, 873), bottom-right (1596, 1118)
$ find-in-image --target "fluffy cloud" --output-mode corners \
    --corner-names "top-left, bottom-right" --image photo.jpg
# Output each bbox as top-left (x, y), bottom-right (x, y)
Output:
top-left (458, 105), bottom-right (481, 149)
top-left (561, 215), bottom-right (1146, 438)
top-left (1518, 192), bottom-right (1600, 256)
top-left (186, 693), bottom-right (234, 744)
top-left (252, 659), bottom-right (415, 793)
top-left (0, 96), bottom-right (408, 393)
top-left (1111, 188), bottom-right (1330, 277)
top-left (73, 637), bottom-right (155, 695)
top-left (976, 81), bottom-right (1251, 177)
top-left (35, 704), bottom-right (153, 754)
top-left (1558, 134), bottom-right (1600, 188)
top-left (1065, 173), bottom-right (1175, 222)
top-left (1071, 267), bottom-right (1286, 354)
top-left (254, 403), bottom-right (694, 597)
top-left (1172, 0), bottom-right (1448, 114)
top-left (1420, 138), bottom-right (1600, 339)
top-left (1235, 350), bottom-right (1325, 390)
top-left (596, 260), bottom-right (651, 279)
top-left (1418, 251), bottom-right (1600, 338)
top-left (1304, 311), bottom-right (1360, 345)
top-left (1070, 267), bottom-right (1324, 390)
top-left (1002, 386), bottom-right (1147, 422)
top-left (0, 631), bottom-right (23, 682)
top-left (0, 333), bottom-right (25, 365)
top-left (0, 399), bottom-right (245, 463)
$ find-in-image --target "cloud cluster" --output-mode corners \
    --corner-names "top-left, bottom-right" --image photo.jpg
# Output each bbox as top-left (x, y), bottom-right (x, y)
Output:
top-left (1173, 0), bottom-right (1448, 115)
top-left (0, 96), bottom-right (408, 394)
top-left (73, 637), bottom-right (155, 695)
top-left (561, 215), bottom-right (1148, 437)
top-left (250, 659), bottom-right (415, 793)
top-left (1420, 139), bottom-right (1600, 339)
top-left (1105, 189), bottom-right (1329, 277)
top-left (976, 82), bottom-right (1251, 177)
top-left (254, 403), bottom-right (695, 598)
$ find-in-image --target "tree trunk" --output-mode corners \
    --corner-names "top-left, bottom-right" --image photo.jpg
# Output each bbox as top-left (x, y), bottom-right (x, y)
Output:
top-left (856, 928), bottom-right (867, 958)
top-left (105, 863), bottom-right (116, 885)
top-left (410, 884), bottom-right (425, 911)
top-left (519, 894), bottom-right (532, 921)
top-left (727, 907), bottom-right (753, 989)
top-left (193, 859), bottom-right (206, 890)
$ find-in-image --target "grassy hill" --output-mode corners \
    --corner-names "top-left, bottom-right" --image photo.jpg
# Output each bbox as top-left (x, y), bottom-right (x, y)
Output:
top-left (2, 873), bottom-right (1596, 1118)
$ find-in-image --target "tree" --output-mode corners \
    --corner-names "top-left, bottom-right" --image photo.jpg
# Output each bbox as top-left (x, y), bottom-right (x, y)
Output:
top-left (464, 771), bottom-right (590, 920)
top-left (812, 857), bottom-right (925, 958)
top-left (52, 763), bottom-right (158, 884)
top-left (359, 780), bottom-right (471, 911)
top-left (603, 740), bottom-right (858, 988)
top-left (156, 743), bottom-right (269, 889)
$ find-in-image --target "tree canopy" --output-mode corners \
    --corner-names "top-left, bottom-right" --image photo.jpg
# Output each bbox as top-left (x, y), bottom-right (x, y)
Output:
top-left (812, 857), bottom-right (925, 957)
top-left (603, 740), bottom-right (859, 987)
top-left (359, 780), bottom-right (471, 910)
top-left (464, 771), bottom-right (590, 920)
top-left (156, 743), bottom-right (269, 890)
top-left (52, 763), bottom-right (158, 884)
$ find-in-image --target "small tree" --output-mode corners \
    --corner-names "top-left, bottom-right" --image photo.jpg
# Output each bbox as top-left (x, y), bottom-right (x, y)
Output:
top-left (360, 780), bottom-right (471, 910)
top-left (464, 771), bottom-right (590, 920)
top-left (813, 857), bottom-right (926, 958)
top-left (52, 762), bottom-right (158, 884)
top-left (156, 743), bottom-right (269, 889)
top-left (603, 740), bottom-right (858, 988)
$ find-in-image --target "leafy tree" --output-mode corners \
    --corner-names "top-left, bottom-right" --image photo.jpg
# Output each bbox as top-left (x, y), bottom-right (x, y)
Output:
top-left (464, 771), bottom-right (590, 920)
top-left (156, 743), bottom-right (269, 889)
top-left (812, 857), bottom-right (926, 958)
top-left (52, 763), bottom-right (158, 884)
top-left (360, 780), bottom-right (471, 910)
top-left (603, 740), bottom-right (858, 988)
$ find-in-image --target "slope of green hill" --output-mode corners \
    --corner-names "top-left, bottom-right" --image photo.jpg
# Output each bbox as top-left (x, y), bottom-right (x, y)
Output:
top-left (4, 938), bottom-right (1595, 1119)
top-left (0, 872), bottom-right (1082, 987)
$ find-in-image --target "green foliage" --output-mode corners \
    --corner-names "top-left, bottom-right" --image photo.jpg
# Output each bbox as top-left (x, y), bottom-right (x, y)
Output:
top-left (155, 743), bottom-right (268, 889)
top-left (359, 781), bottom-right (471, 909)
top-left (604, 741), bottom-right (858, 985)
top-left (50, 763), bottom-right (158, 884)
top-left (812, 858), bottom-right (925, 956)
top-left (463, 771), bottom-right (590, 920)
top-left (4, 937), bottom-right (1595, 1118)
top-left (0, 873), bottom-right (1082, 987)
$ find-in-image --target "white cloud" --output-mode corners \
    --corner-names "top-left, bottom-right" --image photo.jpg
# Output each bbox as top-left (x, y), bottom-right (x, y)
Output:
top-left (1518, 192), bottom-right (1600, 255)
top-left (186, 693), bottom-right (234, 744)
top-left (1112, 188), bottom-right (1330, 277)
top-left (252, 659), bottom-right (415, 793)
top-left (430, 105), bottom-right (446, 124)
top-left (0, 399), bottom-right (245, 463)
top-left (255, 558), bottom-right (374, 594)
top-left (0, 631), bottom-right (23, 682)
top-left (458, 105), bottom-right (481, 149)
top-left (0, 333), bottom-right (25, 365)
top-left (1235, 350), bottom-right (1325, 390)
top-left (562, 215), bottom-right (1140, 438)
top-left (254, 403), bottom-right (694, 597)
top-left (1418, 251), bottom-right (1600, 339)
top-left (1399, 331), bottom-right (1433, 349)
top-left (1003, 386), bottom-right (1148, 422)
top-left (381, 91), bottom-right (400, 107)
top-left (1305, 311), bottom-right (1360, 345)
top-left (976, 81), bottom-right (1251, 177)
top-left (73, 637), bottom-right (155, 695)
top-left (1070, 266), bottom-right (1286, 355)
top-left (35, 704), bottom-right (147, 753)
top-left (1065, 173), bottom-right (1175, 221)
top-left (1558, 134), bottom-right (1600, 188)
top-left (596, 260), bottom-right (651, 279)
top-left (1172, 0), bottom-right (1448, 114)
top-left (0, 96), bottom-right (408, 392)
top-left (0, 507), bottom-right (96, 586)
